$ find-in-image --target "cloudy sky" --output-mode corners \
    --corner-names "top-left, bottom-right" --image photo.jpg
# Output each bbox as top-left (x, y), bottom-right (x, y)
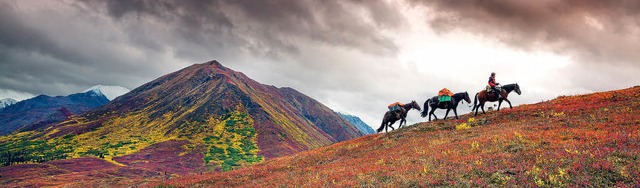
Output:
top-left (2, 0), bottom-right (639, 129)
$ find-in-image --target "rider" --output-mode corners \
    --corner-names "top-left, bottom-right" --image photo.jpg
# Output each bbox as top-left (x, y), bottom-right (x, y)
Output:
top-left (488, 72), bottom-right (500, 99)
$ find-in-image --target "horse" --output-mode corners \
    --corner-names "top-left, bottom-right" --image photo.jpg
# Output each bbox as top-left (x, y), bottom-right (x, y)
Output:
top-left (376, 101), bottom-right (421, 133)
top-left (420, 92), bottom-right (472, 121)
top-left (472, 83), bottom-right (522, 116)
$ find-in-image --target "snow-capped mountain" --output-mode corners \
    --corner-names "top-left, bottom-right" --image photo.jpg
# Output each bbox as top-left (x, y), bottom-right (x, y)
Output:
top-left (0, 98), bottom-right (18, 109)
top-left (83, 85), bottom-right (130, 100)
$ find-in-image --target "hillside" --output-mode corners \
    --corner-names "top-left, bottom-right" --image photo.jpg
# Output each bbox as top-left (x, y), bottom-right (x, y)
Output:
top-left (151, 86), bottom-right (640, 187)
top-left (0, 60), bottom-right (364, 187)
top-left (0, 90), bottom-right (109, 135)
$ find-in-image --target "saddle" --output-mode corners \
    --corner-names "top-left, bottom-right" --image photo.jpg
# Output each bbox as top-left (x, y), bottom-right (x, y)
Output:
top-left (438, 88), bottom-right (453, 103)
top-left (388, 103), bottom-right (405, 119)
top-left (388, 102), bottom-right (403, 112)
top-left (486, 85), bottom-right (502, 93)
top-left (486, 85), bottom-right (502, 99)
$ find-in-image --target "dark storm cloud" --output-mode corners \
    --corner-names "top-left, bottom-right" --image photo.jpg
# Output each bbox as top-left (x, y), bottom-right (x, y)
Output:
top-left (0, 3), bottom-right (88, 67)
top-left (408, 0), bottom-right (640, 65)
top-left (0, 1), bottom-right (179, 96)
top-left (0, 0), bottom-right (403, 100)
top-left (84, 0), bottom-right (401, 58)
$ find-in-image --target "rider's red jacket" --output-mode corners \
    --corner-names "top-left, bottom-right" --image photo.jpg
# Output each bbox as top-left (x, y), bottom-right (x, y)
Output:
top-left (488, 76), bottom-right (497, 87)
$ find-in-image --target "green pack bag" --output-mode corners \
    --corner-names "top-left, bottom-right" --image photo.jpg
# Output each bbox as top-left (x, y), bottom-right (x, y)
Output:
top-left (439, 95), bottom-right (451, 102)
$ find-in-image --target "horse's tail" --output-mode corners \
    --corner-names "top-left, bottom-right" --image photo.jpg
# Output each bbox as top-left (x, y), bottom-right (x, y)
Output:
top-left (421, 99), bottom-right (430, 118)
top-left (376, 113), bottom-right (387, 133)
top-left (472, 93), bottom-right (479, 111)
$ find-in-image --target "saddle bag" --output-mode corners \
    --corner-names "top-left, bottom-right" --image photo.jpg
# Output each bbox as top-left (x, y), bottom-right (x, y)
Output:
top-left (438, 95), bottom-right (452, 102)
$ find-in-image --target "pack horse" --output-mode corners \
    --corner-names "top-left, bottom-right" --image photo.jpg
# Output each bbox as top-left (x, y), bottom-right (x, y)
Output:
top-left (421, 91), bottom-right (472, 121)
top-left (377, 101), bottom-right (421, 133)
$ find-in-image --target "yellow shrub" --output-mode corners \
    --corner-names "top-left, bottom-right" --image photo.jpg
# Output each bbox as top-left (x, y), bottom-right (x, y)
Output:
top-left (455, 123), bottom-right (471, 130)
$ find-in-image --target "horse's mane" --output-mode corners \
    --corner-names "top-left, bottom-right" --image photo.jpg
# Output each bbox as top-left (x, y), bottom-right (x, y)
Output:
top-left (453, 92), bottom-right (466, 98)
top-left (405, 101), bottom-right (417, 107)
top-left (502, 83), bottom-right (517, 92)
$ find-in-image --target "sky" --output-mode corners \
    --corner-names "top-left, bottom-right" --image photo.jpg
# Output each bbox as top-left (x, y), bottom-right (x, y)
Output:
top-left (1, 0), bottom-right (639, 130)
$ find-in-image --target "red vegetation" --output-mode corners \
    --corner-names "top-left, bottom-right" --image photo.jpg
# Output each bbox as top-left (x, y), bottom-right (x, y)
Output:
top-left (0, 141), bottom-right (205, 187)
top-left (148, 86), bottom-right (640, 187)
top-left (113, 140), bottom-right (206, 175)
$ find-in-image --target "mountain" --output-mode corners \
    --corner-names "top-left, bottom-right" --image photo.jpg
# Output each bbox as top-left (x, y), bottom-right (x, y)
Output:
top-left (0, 90), bottom-right (109, 135)
top-left (0, 98), bottom-right (17, 109)
top-left (0, 60), bottom-right (364, 183)
top-left (150, 86), bottom-right (640, 187)
top-left (337, 112), bottom-right (375, 134)
top-left (83, 85), bottom-right (130, 100)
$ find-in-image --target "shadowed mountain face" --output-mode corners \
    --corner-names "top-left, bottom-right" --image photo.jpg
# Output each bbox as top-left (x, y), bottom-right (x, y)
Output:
top-left (337, 112), bottom-right (375, 134)
top-left (0, 90), bottom-right (109, 135)
top-left (0, 60), bottom-right (364, 175)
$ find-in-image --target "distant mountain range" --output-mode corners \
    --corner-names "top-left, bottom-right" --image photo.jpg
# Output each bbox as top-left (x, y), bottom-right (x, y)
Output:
top-left (0, 60), bottom-right (365, 175)
top-left (0, 98), bottom-right (17, 109)
top-left (0, 90), bottom-right (109, 135)
top-left (337, 112), bottom-right (374, 134)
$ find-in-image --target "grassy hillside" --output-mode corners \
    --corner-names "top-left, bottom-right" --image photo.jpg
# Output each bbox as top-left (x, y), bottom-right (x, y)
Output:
top-left (149, 86), bottom-right (640, 187)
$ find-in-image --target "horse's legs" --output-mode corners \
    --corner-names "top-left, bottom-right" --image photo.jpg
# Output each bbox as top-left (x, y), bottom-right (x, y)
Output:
top-left (505, 98), bottom-right (513, 109)
top-left (497, 99), bottom-right (503, 111)
top-left (399, 118), bottom-right (406, 128)
top-left (429, 108), bottom-right (438, 121)
top-left (474, 103), bottom-right (479, 116)
top-left (444, 109), bottom-right (451, 120)
top-left (453, 108), bottom-right (459, 119)
top-left (481, 102), bottom-right (486, 114)
top-left (388, 121), bottom-right (396, 132)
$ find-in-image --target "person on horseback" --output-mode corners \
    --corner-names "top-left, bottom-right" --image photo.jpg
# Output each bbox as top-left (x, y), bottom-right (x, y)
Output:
top-left (488, 72), bottom-right (500, 99)
top-left (388, 102), bottom-right (405, 119)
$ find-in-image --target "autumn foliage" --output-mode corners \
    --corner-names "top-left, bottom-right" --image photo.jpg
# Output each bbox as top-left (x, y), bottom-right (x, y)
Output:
top-left (149, 86), bottom-right (640, 187)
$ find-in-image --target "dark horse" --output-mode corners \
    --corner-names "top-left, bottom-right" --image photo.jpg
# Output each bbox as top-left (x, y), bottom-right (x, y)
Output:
top-left (420, 92), bottom-right (472, 121)
top-left (376, 101), bottom-right (421, 133)
top-left (472, 83), bottom-right (522, 116)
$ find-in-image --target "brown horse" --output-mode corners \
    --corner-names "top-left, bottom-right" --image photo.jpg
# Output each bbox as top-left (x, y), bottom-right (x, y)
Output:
top-left (472, 83), bottom-right (521, 116)
top-left (376, 101), bottom-right (421, 133)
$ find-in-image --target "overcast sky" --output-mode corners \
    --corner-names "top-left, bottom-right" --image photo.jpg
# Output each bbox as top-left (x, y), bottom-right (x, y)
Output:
top-left (1, 0), bottom-right (639, 129)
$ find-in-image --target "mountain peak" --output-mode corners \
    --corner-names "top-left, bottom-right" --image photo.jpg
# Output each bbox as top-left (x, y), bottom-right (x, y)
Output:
top-left (206, 60), bottom-right (222, 66)
top-left (83, 85), bottom-right (130, 100)
top-left (85, 88), bottom-right (105, 97)
top-left (0, 98), bottom-right (18, 109)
